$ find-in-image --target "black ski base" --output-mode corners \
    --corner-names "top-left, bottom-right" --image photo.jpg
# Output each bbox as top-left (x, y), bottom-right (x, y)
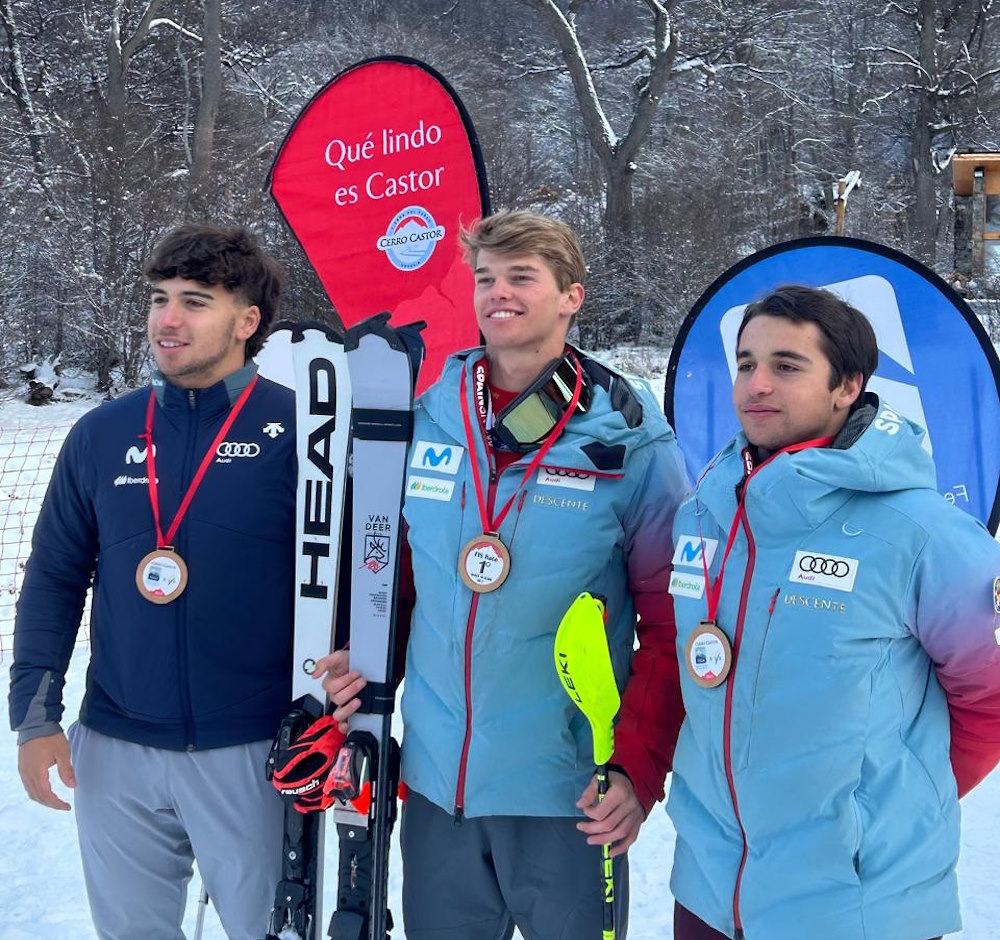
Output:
top-left (264, 697), bottom-right (325, 940)
top-left (328, 737), bottom-right (400, 940)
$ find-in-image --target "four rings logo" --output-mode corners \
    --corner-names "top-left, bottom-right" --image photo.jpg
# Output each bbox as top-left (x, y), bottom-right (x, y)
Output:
top-left (798, 555), bottom-right (851, 577)
top-left (215, 441), bottom-right (261, 461)
top-left (537, 466), bottom-right (596, 492)
top-left (789, 550), bottom-right (859, 593)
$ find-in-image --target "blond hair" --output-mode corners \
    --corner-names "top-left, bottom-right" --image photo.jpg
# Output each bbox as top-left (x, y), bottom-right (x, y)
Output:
top-left (460, 210), bottom-right (585, 290)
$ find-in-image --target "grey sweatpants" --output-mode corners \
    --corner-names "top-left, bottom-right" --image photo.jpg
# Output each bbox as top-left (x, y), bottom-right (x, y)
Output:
top-left (69, 722), bottom-right (283, 940)
top-left (401, 790), bottom-right (629, 940)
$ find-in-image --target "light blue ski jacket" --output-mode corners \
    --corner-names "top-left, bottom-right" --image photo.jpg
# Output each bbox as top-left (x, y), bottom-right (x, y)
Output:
top-left (667, 396), bottom-right (1000, 940)
top-left (400, 348), bottom-right (689, 818)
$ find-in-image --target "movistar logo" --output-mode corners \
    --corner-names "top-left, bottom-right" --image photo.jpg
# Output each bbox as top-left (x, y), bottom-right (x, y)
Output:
top-left (422, 446), bottom-right (452, 468)
top-left (672, 535), bottom-right (719, 570)
top-left (410, 441), bottom-right (464, 475)
top-left (125, 444), bottom-right (156, 465)
top-left (679, 543), bottom-right (703, 564)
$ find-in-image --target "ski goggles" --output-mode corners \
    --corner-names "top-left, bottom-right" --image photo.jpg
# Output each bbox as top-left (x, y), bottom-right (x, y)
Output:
top-left (491, 351), bottom-right (592, 452)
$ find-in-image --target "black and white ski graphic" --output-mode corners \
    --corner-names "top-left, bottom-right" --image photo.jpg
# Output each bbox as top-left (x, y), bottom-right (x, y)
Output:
top-left (258, 322), bottom-right (352, 940)
top-left (327, 313), bottom-right (422, 940)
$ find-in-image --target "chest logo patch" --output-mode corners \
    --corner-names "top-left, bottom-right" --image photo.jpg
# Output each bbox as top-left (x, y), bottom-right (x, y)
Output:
top-left (411, 441), bottom-right (464, 475)
top-left (672, 535), bottom-right (719, 570)
top-left (788, 550), bottom-right (859, 593)
top-left (669, 570), bottom-right (706, 600)
top-left (406, 475), bottom-right (455, 501)
top-left (536, 467), bottom-right (597, 492)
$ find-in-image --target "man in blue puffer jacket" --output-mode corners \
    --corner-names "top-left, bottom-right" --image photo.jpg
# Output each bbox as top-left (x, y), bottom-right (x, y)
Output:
top-left (320, 210), bottom-right (690, 939)
top-left (9, 224), bottom-right (295, 940)
top-left (667, 285), bottom-right (1000, 940)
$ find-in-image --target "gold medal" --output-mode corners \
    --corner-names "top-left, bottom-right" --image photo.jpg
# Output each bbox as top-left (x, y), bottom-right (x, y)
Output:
top-left (459, 533), bottom-right (511, 593)
top-left (684, 620), bottom-right (732, 689)
top-left (136, 548), bottom-right (188, 604)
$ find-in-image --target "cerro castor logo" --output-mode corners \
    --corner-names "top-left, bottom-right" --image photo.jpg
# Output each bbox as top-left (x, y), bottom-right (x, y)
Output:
top-left (376, 205), bottom-right (445, 272)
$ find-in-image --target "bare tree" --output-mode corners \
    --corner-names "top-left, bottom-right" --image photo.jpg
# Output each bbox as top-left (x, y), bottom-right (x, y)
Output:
top-left (863, 0), bottom-right (1000, 264)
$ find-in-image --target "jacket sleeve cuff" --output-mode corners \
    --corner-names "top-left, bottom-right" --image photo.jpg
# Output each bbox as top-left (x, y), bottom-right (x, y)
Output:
top-left (611, 737), bottom-right (666, 817)
top-left (17, 721), bottom-right (64, 746)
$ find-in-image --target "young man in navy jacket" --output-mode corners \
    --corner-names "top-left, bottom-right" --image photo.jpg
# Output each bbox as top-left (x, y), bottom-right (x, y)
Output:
top-left (10, 224), bottom-right (296, 939)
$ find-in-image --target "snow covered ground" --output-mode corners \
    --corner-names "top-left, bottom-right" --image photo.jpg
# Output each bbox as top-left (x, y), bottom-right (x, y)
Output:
top-left (2, 371), bottom-right (1000, 939)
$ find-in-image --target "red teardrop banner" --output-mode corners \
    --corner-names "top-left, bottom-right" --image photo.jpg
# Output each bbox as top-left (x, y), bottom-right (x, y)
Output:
top-left (269, 57), bottom-right (490, 392)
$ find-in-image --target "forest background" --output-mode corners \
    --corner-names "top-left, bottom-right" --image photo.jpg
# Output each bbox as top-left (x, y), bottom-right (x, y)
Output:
top-left (2, 0), bottom-right (1000, 393)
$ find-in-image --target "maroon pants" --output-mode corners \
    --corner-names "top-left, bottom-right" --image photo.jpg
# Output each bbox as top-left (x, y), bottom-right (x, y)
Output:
top-left (673, 903), bottom-right (942, 940)
top-left (673, 904), bottom-right (730, 940)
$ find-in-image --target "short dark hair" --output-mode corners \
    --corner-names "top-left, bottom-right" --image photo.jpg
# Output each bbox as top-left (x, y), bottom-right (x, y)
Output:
top-left (143, 224), bottom-right (285, 358)
top-left (737, 285), bottom-right (878, 393)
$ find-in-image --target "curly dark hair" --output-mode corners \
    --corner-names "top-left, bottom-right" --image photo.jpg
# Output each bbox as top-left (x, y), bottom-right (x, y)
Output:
top-left (143, 223), bottom-right (285, 358)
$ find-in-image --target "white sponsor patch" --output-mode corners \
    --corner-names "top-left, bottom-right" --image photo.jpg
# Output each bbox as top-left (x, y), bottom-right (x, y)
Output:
top-left (410, 441), bottom-right (464, 475)
top-left (406, 475), bottom-right (455, 501)
top-left (536, 466), bottom-right (597, 491)
top-left (669, 571), bottom-right (706, 600)
top-left (788, 550), bottom-right (859, 593)
top-left (672, 535), bottom-right (719, 570)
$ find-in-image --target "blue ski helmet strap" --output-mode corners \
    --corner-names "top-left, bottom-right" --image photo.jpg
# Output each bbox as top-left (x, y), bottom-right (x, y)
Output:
top-left (665, 236), bottom-right (1000, 535)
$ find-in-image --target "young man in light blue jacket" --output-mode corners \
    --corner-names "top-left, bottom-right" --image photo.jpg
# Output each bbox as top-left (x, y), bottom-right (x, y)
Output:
top-left (319, 210), bottom-right (690, 939)
top-left (667, 285), bottom-right (1000, 940)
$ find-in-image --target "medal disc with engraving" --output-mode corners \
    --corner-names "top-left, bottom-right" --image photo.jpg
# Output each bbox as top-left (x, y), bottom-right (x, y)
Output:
top-left (136, 549), bottom-right (188, 604)
top-left (459, 533), bottom-right (511, 593)
top-left (685, 620), bottom-right (732, 689)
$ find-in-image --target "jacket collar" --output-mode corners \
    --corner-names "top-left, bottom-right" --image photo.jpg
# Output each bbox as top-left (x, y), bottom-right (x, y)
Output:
top-left (151, 361), bottom-right (258, 414)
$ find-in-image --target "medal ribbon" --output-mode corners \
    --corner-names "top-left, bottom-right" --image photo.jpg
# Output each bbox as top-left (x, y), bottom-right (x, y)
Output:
top-left (701, 434), bottom-right (835, 623)
top-left (141, 376), bottom-right (259, 548)
top-left (459, 352), bottom-right (582, 536)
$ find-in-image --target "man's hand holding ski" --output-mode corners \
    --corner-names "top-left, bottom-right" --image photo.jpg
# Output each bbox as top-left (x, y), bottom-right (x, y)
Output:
top-left (313, 650), bottom-right (365, 734)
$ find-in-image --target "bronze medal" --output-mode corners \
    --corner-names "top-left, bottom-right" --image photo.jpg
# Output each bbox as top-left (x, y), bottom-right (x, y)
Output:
top-left (459, 532), bottom-right (511, 593)
top-left (684, 620), bottom-right (732, 689)
top-left (136, 548), bottom-right (188, 604)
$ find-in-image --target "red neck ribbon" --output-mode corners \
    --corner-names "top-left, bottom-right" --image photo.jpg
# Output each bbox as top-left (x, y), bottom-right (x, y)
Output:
top-left (702, 435), bottom-right (835, 623)
top-left (459, 352), bottom-right (582, 536)
top-left (141, 376), bottom-right (258, 549)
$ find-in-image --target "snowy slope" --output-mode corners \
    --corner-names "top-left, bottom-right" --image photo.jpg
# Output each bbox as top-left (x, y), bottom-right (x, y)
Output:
top-left (2, 377), bottom-right (999, 939)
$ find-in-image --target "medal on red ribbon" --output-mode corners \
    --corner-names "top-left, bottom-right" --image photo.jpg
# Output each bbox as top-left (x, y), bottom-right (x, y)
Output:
top-left (685, 619), bottom-right (732, 688)
top-left (457, 355), bottom-right (582, 594)
top-left (686, 435), bottom-right (836, 688)
top-left (137, 376), bottom-right (258, 603)
top-left (136, 548), bottom-right (189, 604)
top-left (459, 532), bottom-right (511, 593)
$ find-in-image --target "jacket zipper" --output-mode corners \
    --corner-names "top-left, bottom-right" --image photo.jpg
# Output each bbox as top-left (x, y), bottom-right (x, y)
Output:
top-left (180, 388), bottom-right (199, 748)
top-left (452, 451), bottom-right (595, 818)
top-left (723, 497), bottom-right (756, 939)
top-left (453, 454), bottom-right (513, 820)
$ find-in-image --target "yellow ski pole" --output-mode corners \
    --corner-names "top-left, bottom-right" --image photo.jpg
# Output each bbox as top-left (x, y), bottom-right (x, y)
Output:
top-left (554, 592), bottom-right (621, 940)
